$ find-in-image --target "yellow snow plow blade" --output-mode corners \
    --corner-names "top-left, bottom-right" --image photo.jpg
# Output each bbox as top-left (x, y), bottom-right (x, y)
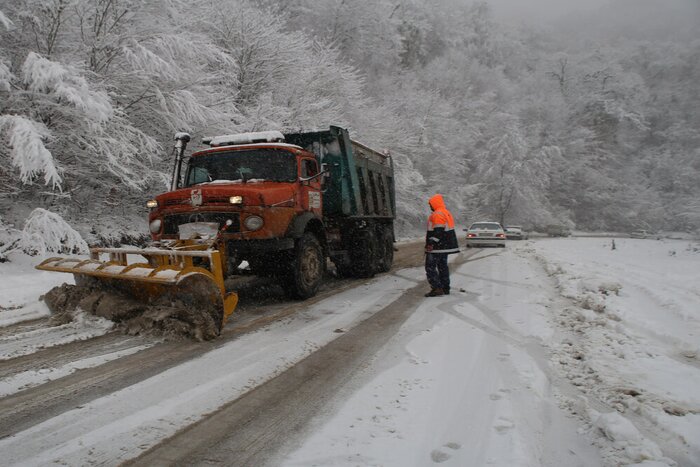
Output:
top-left (36, 245), bottom-right (238, 332)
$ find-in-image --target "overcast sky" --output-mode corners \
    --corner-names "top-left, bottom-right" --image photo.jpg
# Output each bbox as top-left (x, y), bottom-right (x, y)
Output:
top-left (482, 0), bottom-right (610, 23)
top-left (480, 0), bottom-right (700, 41)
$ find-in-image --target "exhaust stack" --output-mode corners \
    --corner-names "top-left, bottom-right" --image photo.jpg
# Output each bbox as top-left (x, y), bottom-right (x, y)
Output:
top-left (171, 132), bottom-right (191, 191)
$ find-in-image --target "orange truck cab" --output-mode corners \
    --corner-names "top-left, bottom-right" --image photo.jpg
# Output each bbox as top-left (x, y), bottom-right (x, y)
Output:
top-left (147, 126), bottom-right (395, 299)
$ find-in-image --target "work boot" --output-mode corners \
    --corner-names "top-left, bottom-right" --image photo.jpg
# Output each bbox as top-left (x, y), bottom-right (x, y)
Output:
top-left (424, 288), bottom-right (444, 297)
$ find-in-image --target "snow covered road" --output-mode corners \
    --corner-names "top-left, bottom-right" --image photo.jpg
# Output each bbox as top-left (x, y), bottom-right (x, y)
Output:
top-left (0, 238), bottom-right (698, 466)
top-left (282, 246), bottom-right (603, 467)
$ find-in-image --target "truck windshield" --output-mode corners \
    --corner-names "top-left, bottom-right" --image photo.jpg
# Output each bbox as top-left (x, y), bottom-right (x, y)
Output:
top-left (185, 149), bottom-right (296, 186)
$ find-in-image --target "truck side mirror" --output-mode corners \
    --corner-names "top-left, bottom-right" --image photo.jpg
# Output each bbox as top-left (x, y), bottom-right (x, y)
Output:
top-left (321, 163), bottom-right (331, 180)
top-left (301, 163), bottom-right (332, 184)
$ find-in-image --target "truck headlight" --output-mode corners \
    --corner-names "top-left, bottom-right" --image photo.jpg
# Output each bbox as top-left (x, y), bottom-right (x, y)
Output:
top-left (229, 196), bottom-right (243, 204)
top-left (149, 219), bottom-right (162, 234)
top-left (243, 215), bottom-right (263, 231)
top-left (146, 199), bottom-right (158, 208)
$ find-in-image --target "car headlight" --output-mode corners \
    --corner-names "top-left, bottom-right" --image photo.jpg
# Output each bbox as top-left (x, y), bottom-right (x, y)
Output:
top-left (146, 199), bottom-right (158, 208)
top-left (243, 215), bottom-right (263, 231)
top-left (229, 196), bottom-right (243, 204)
top-left (149, 219), bottom-right (162, 234)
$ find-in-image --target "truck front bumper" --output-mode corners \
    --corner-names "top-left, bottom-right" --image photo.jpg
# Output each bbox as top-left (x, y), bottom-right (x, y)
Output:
top-left (226, 237), bottom-right (295, 255)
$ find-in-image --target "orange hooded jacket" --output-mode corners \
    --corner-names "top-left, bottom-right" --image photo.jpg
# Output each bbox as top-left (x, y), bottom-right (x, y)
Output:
top-left (426, 194), bottom-right (459, 254)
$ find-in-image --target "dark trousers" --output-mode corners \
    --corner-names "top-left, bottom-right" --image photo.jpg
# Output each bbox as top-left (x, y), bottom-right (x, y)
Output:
top-left (425, 253), bottom-right (450, 291)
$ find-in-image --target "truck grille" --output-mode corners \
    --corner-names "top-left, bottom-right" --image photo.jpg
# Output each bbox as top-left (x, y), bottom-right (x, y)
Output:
top-left (163, 198), bottom-right (189, 207)
top-left (163, 213), bottom-right (240, 235)
top-left (205, 197), bottom-right (231, 204)
top-left (162, 197), bottom-right (232, 207)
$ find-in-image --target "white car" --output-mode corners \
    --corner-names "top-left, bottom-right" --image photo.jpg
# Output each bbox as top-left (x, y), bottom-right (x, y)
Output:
top-left (465, 222), bottom-right (506, 248)
top-left (505, 225), bottom-right (528, 240)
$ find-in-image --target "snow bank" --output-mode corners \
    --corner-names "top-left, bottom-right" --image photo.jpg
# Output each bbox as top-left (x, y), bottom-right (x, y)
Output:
top-left (0, 248), bottom-right (78, 327)
top-left (592, 410), bottom-right (667, 464)
top-left (531, 238), bottom-right (700, 466)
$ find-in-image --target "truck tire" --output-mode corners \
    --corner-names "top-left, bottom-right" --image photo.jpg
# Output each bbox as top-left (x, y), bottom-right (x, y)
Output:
top-left (281, 232), bottom-right (325, 299)
top-left (350, 229), bottom-right (377, 278)
top-left (376, 227), bottom-right (394, 273)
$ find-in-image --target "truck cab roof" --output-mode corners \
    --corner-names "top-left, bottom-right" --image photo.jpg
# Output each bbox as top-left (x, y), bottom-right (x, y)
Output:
top-left (205, 130), bottom-right (285, 146)
top-left (192, 142), bottom-right (307, 158)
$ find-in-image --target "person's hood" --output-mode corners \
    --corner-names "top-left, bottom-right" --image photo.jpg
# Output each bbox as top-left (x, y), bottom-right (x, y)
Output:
top-left (428, 194), bottom-right (446, 211)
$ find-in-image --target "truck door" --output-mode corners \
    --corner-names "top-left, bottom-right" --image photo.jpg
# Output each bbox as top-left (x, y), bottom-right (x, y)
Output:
top-left (300, 158), bottom-right (322, 215)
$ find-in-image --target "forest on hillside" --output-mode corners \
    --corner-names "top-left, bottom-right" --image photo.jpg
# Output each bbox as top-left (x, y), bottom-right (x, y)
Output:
top-left (1, 0), bottom-right (699, 254)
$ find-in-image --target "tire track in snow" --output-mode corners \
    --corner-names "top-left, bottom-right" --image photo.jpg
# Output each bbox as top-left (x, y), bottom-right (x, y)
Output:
top-left (0, 313), bottom-right (115, 361)
top-left (0, 318), bottom-right (46, 338)
top-left (0, 338), bottom-right (206, 439)
top-left (0, 332), bottom-right (146, 381)
top-left (0, 282), bottom-right (382, 439)
top-left (125, 250), bottom-right (482, 466)
top-left (0, 241), bottom-right (430, 442)
top-left (0, 343), bottom-right (153, 397)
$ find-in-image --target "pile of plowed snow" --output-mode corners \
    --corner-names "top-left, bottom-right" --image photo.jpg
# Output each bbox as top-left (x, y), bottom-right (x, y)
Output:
top-left (42, 284), bottom-right (220, 341)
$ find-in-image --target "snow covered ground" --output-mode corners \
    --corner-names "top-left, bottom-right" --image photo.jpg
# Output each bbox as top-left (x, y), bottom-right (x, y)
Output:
top-left (282, 247), bottom-right (601, 467)
top-left (0, 238), bottom-right (698, 466)
top-left (0, 253), bottom-right (72, 326)
top-left (283, 238), bottom-right (700, 467)
top-left (529, 237), bottom-right (700, 466)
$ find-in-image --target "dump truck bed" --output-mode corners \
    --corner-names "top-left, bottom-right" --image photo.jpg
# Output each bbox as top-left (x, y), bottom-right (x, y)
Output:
top-left (284, 126), bottom-right (395, 220)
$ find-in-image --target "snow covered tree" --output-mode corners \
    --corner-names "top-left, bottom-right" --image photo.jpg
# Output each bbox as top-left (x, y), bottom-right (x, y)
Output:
top-left (0, 0), bottom-right (241, 238)
top-left (1, 0), bottom-right (698, 243)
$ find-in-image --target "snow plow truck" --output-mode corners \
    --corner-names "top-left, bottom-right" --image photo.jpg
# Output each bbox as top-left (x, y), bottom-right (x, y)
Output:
top-left (37, 126), bottom-right (395, 334)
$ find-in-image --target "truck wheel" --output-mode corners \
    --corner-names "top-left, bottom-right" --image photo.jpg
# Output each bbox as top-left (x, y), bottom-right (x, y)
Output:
top-left (282, 232), bottom-right (325, 299)
top-left (377, 228), bottom-right (394, 273)
top-left (350, 230), bottom-right (377, 278)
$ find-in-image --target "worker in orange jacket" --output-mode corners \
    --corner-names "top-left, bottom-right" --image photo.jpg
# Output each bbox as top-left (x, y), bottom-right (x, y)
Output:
top-left (425, 194), bottom-right (460, 297)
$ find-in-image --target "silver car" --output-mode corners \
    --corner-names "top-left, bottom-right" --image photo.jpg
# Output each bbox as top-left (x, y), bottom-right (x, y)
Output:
top-left (505, 225), bottom-right (528, 240)
top-left (466, 222), bottom-right (506, 248)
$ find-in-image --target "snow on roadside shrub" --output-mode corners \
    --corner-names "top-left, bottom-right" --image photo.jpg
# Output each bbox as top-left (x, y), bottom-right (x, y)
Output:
top-left (18, 209), bottom-right (88, 255)
top-left (0, 215), bottom-right (20, 261)
top-left (0, 10), bottom-right (12, 30)
top-left (0, 115), bottom-right (61, 188)
top-left (0, 59), bottom-right (12, 91)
